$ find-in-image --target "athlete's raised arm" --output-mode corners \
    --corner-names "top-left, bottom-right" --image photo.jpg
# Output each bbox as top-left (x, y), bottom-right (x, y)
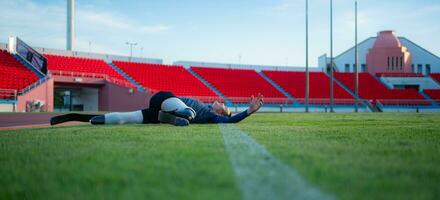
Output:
top-left (213, 94), bottom-right (264, 124)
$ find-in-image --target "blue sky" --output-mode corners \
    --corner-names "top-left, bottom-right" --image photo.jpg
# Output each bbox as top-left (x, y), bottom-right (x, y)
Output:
top-left (0, 0), bottom-right (439, 66)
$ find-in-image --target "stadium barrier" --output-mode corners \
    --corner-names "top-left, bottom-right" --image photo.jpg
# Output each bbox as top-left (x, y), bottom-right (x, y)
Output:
top-left (294, 98), bottom-right (355, 105)
top-left (19, 75), bottom-right (52, 96)
top-left (0, 89), bottom-right (17, 100)
top-left (376, 73), bottom-right (424, 77)
top-left (375, 99), bottom-right (433, 106)
top-left (50, 70), bottom-right (135, 89)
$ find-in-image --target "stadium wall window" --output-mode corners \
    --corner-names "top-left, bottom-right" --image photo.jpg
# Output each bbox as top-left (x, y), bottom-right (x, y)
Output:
top-left (345, 64), bottom-right (350, 72)
top-left (400, 56), bottom-right (403, 70)
top-left (362, 64), bottom-right (366, 72)
top-left (387, 57), bottom-right (390, 70)
top-left (391, 57), bottom-right (394, 71)
top-left (392, 57), bottom-right (394, 70)
top-left (417, 64), bottom-right (423, 73)
top-left (412, 64), bottom-right (414, 72)
top-left (352, 64), bottom-right (356, 72)
top-left (426, 64), bottom-right (431, 75)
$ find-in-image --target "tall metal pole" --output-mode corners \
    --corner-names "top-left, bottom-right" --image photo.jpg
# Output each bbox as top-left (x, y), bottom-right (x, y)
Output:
top-left (354, 0), bottom-right (359, 112)
top-left (329, 0), bottom-right (335, 112)
top-left (66, 0), bottom-right (75, 51)
top-left (305, 0), bottom-right (310, 113)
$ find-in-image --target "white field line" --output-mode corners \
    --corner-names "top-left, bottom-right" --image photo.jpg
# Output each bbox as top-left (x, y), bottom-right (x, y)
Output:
top-left (219, 124), bottom-right (336, 200)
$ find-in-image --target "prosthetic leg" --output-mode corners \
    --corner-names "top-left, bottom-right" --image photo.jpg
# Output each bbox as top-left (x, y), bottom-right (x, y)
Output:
top-left (50, 112), bottom-right (143, 126)
top-left (50, 113), bottom-right (102, 126)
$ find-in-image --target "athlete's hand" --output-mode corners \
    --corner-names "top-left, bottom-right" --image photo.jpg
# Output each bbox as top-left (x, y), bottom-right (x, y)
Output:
top-left (247, 93), bottom-right (264, 115)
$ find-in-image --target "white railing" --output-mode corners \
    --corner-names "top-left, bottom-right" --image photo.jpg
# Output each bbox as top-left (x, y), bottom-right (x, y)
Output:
top-left (19, 74), bottom-right (52, 96)
top-left (50, 70), bottom-right (135, 89)
top-left (375, 99), bottom-right (433, 106)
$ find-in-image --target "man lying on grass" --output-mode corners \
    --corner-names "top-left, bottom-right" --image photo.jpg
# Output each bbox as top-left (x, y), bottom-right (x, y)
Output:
top-left (51, 91), bottom-right (264, 126)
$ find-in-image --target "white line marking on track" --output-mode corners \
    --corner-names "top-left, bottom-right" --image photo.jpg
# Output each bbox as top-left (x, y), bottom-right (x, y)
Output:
top-left (219, 124), bottom-right (336, 200)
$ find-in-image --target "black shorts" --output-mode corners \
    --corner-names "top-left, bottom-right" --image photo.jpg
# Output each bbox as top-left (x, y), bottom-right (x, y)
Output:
top-left (141, 91), bottom-right (176, 123)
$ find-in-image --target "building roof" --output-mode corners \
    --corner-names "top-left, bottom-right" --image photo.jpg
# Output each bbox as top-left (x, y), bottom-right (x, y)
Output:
top-left (373, 30), bottom-right (402, 49)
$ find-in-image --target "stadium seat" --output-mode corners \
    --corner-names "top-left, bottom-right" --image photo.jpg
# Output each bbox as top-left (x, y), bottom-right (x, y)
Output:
top-left (113, 61), bottom-right (222, 103)
top-left (430, 73), bottom-right (440, 84)
top-left (45, 54), bottom-right (135, 88)
top-left (0, 50), bottom-right (39, 99)
top-left (191, 67), bottom-right (289, 104)
top-left (262, 70), bottom-right (354, 104)
top-left (423, 89), bottom-right (440, 103)
top-left (335, 72), bottom-right (428, 105)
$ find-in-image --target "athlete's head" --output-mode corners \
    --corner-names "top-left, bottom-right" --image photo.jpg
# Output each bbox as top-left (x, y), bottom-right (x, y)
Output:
top-left (212, 101), bottom-right (231, 117)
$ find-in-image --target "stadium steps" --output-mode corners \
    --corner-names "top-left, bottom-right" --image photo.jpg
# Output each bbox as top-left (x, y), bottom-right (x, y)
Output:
top-left (372, 73), bottom-right (392, 89)
top-left (13, 54), bottom-right (45, 79)
top-left (331, 76), bottom-right (358, 98)
top-left (419, 90), bottom-right (438, 107)
top-left (331, 76), bottom-right (375, 111)
top-left (257, 71), bottom-right (298, 105)
top-left (108, 62), bottom-right (145, 91)
top-left (430, 75), bottom-right (440, 87)
top-left (186, 68), bottom-right (232, 105)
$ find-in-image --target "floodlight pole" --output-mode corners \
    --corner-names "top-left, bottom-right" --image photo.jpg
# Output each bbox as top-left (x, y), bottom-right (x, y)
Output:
top-left (66, 0), bottom-right (75, 51)
top-left (329, 0), bottom-right (335, 112)
top-left (354, 0), bottom-right (359, 112)
top-left (126, 42), bottom-right (137, 61)
top-left (305, 0), bottom-right (310, 113)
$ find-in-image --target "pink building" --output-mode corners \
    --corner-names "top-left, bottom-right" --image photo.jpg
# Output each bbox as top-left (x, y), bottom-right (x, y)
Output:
top-left (366, 31), bottom-right (412, 74)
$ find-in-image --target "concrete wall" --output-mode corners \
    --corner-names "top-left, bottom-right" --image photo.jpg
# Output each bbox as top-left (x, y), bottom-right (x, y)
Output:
top-left (174, 61), bottom-right (319, 72)
top-left (380, 77), bottom-right (440, 90)
top-left (0, 103), bottom-right (14, 112)
top-left (326, 37), bottom-right (376, 72)
top-left (17, 78), bottom-right (54, 112)
top-left (400, 38), bottom-right (440, 74)
top-left (34, 47), bottom-right (163, 64)
top-left (99, 82), bottom-right (152, 112)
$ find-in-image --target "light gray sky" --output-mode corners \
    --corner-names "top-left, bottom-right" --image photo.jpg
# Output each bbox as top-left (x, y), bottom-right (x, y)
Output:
top-left (0, 0), bottom-right (439, 66)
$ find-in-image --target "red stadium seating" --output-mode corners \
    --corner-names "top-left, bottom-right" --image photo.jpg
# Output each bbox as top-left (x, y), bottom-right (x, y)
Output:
top-left (430, 73), bottom-right (440, 83)
top-left (45, 54), bottom-right (135, 88)
top-left (113, 61), bottom-right (221, 102)
top-left (424, 89), bottom-right (440, 103)
top-left (191, 67), bottom-right (289, 104)
top-left (0, 50), bottom-right (39, 99)
top-left (335, 72), bottom-right (427, 105)
top-left (262, 71), bottom-right (353, 104)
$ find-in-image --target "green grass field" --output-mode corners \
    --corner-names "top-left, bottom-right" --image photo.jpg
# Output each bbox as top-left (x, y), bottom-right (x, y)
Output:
top-left (1, 113), bottom-right (440, 200)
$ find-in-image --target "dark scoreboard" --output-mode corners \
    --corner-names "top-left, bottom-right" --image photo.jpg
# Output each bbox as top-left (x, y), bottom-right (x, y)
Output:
top-left (16, 37), bottom-right (47, 75)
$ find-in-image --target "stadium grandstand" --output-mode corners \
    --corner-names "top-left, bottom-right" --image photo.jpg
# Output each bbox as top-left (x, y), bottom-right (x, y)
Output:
top-left (1, 29), bottom-right (440, 112)
top-left (112, 61), bottom-right (222, 103)
top-left (45, 54), bottom-right (136, 89)
top-left (262, 71), bottom-right (354, 105)
top-left (190, 67), bottom-right (289, 104)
